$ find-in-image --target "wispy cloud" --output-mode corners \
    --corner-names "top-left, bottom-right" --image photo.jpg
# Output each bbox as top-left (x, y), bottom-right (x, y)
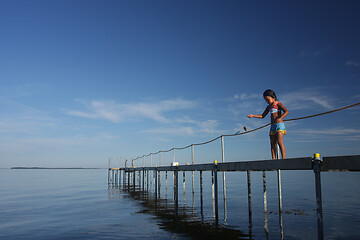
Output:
top-left (67, 98), bottom-right (228, 138)
top-left (346, 60), bottom-right (360, 67)
top-left (299, 46), bottom-right (332, 58)
top-left (230, 93), bottom-right (260, 101)
top-left (226, 93), bottom-right (263, 117)
top-left (67, 98), bottom-right (197, 123)
top-left (281, 89), bottom-right (333, 110)
top-left (141, 119), bottom-right (221, 136)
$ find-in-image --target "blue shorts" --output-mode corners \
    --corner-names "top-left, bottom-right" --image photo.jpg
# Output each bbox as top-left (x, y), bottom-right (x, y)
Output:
top-left (270, 123), bottom-right (286, 136)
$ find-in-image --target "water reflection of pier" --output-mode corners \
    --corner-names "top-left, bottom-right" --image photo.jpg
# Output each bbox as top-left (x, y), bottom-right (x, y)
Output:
top-left (108, 154), bottom-right (360, 240)
top-left (108, 183), bottom-right (249, 239)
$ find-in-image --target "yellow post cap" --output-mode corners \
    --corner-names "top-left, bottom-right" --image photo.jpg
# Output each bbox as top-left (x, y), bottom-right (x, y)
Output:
top-left (314, 153), bottom-right (320, 158)
top-left (155, 165), bottom-right (157, 167)
top-left (214, 160), bottom-right (217, 164)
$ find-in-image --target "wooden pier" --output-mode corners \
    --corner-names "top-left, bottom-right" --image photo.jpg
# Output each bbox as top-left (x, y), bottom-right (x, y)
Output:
top-left (108, 154), bottom-right (360, 240)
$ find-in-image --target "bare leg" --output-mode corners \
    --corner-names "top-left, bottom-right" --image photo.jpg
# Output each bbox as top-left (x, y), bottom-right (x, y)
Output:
top-left (270, 135), bottom-right (277, 160)
top-left (277, 132), bottom-right (286, 159)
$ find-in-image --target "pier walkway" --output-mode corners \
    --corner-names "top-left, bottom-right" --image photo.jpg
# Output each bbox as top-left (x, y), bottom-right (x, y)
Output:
top-left (109, 154), bottom-right (360, 240)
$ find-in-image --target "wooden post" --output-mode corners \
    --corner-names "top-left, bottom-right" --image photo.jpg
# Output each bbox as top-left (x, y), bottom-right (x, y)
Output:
top-left (165, 171), bottom-right (168, 199)
top-left (159, 152), bottom-right (162, 196)
top-left (127, 169), bottom-right (130, 189)
top-left (155, 168), bottom-right (158, 199)
top-left (212, 169), bottom-right (215, 217)
top-left (174, 167), bottom-right (179, 212)
top-left (158, 170), bottom-right (161, 198)
top-left (147, 169), bottom-right (149, 192)
top-left (133, 170), bottom-right (136, 191)
top-left (314, 153), bottom-right (324, 240)
top-left (191, 145), bottom-right (195, 210)
top-left (200, 170), bottom-right (204, 219)
top-left (142, 168), bottom-right (145, 191)
top-left (183, 171), bottom-right (186, 205)
top-left (276, 144), bottom-right (283, 213)
top-left (214, 161), bottom-right (218, 224)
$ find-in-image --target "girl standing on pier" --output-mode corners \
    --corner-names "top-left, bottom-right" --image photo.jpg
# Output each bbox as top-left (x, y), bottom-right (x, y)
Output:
top-left (247, 89), bottom-right (289, 159)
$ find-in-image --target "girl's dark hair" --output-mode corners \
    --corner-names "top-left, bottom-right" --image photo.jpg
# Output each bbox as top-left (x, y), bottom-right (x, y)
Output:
top-left (263, 89), bottom-right (277, 100)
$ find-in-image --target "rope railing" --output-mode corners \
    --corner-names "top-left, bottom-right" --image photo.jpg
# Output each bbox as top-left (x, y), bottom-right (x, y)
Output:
top-left (132, 101), bottom-right (360, 163)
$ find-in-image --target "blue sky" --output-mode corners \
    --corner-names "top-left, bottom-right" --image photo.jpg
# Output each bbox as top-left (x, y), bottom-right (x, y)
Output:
top-left (1, 0), bottom-right (359, 168)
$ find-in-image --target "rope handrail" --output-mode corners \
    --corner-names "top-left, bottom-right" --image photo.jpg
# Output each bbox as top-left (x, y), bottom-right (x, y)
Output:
top-left (133, 101), bottom-right (360, 160)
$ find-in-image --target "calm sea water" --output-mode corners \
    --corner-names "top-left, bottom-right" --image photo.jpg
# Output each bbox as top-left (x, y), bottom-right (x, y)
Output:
top-left (1, 169), bottom-right (359, 239)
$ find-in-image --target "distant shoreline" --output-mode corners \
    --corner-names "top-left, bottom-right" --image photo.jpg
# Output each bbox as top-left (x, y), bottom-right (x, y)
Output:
top-left (11, 167), bottom-right (102, 170)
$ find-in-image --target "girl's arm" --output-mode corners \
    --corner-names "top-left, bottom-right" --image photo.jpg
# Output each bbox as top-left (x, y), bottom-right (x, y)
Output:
top-left (248, 107), bottom-right (269, 119)
top-left (277, 102), bottom-right (289, 120)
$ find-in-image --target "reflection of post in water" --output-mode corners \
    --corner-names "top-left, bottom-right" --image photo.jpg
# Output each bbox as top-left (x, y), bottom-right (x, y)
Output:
top-left (223, 172), bottom-right (228, 224)
top-left (115, 178), bottom-right (248, 240)
top-left (263, 171), bottom-right (267, 213)
top-left (223, 173), bottom-right (228, 225)
top-left (279, 210), bottom-right (284, 240)
top-left (247, 170), bottom-right (253, 239)
top-left (264, 211), bottom-right (269, 239)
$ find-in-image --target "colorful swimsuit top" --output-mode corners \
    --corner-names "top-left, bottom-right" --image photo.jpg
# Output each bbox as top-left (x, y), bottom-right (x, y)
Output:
top-left (269, 102), bottom-right (281, 114)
